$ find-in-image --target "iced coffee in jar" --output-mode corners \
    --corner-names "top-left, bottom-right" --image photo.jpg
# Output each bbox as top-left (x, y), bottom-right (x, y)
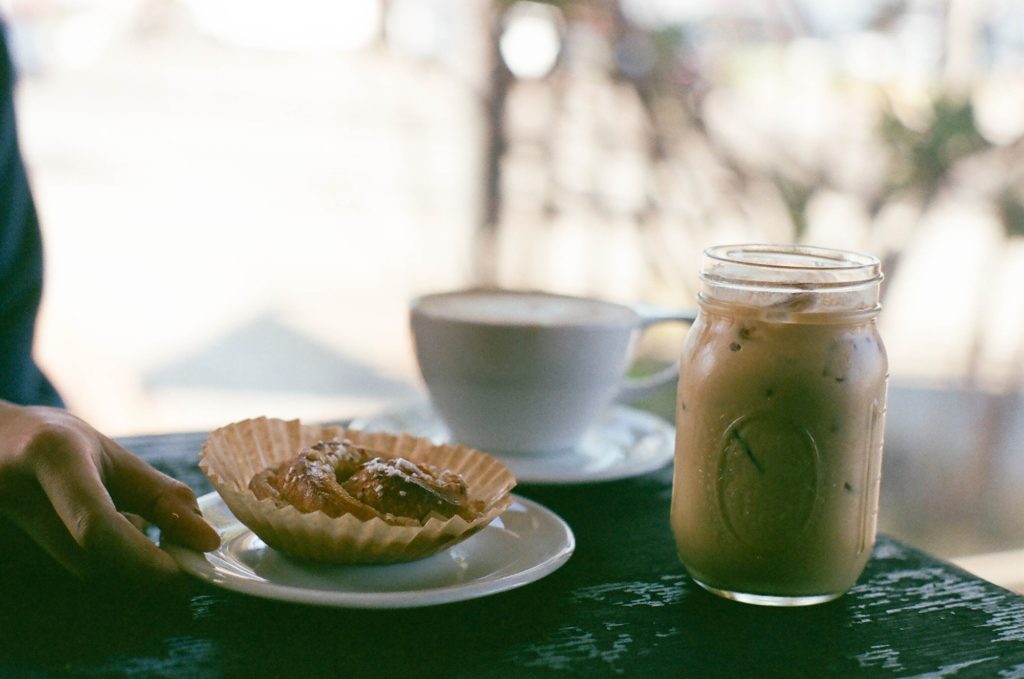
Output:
top-left (671, 244), bottom-right (888, 606)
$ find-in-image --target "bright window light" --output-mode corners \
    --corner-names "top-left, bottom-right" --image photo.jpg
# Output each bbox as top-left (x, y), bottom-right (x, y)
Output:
top-left (500, 2), bottom-right (562, 80)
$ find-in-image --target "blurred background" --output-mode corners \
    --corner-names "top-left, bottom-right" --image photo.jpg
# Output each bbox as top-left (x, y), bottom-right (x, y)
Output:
top-left (3, 0), bottom-right (1023, 588)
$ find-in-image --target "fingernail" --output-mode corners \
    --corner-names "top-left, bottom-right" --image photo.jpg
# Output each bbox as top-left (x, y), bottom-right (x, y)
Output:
top-left (203, 525), bottom-right (221, 551)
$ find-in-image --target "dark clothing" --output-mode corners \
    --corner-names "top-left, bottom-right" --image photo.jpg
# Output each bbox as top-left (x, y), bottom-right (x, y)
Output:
top-left (0, 20), bottom-right (62, 407)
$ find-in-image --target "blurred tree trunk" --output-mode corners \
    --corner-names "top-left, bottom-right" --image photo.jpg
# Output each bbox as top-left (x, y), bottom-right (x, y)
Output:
top-left (475, 2), bottom-right (512, 286)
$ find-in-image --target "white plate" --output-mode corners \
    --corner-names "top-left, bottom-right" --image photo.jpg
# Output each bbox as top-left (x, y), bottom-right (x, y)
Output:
top-left (165, 492), bottom-right (575, 609)
top-left (351, 402), bottom-right (675, 484)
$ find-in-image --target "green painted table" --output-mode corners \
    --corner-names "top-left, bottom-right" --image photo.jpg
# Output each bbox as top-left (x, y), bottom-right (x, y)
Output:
top-left (2, 429), bottom-right (1023, 677)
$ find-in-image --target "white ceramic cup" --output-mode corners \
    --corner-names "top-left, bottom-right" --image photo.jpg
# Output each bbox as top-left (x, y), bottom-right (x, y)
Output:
top-left (410, 289), bottom-right (695, 455)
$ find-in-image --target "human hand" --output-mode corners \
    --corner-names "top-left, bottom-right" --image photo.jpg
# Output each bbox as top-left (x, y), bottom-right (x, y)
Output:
top-left (0, 400), bottom-right (220, 587)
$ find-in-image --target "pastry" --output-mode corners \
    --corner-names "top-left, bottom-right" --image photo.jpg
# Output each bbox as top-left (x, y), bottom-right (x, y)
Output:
top-left (199, 417), bottom-right (516, 563)
top-left (249, 438), bottom-right (483, 524)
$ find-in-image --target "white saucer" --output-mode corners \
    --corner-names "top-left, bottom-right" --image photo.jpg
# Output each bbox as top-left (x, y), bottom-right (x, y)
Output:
top-left (165, 492), bottom-right (575, 609)
top-left (351, 402), bottom-right (675, 484)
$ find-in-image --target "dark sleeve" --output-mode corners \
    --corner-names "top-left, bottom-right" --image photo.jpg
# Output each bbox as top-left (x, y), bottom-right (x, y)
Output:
top-left (0, 20), bottom-right (63, 407)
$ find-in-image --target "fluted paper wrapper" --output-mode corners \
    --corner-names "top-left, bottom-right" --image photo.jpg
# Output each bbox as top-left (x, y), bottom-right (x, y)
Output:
top-left (199, 417), bottom-right (516, 563)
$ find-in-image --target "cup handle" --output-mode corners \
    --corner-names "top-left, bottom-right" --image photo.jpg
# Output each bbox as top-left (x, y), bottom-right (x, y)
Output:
top-left (616, 305), bottom-right (698, 404)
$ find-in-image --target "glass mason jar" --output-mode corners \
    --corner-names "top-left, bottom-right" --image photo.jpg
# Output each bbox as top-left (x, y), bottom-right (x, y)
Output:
top-left (671, 244), bottom-right (888, 606)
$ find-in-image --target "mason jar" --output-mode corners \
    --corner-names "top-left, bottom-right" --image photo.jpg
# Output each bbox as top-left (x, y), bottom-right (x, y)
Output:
top-left (671, 244), bottom-right (888, 606)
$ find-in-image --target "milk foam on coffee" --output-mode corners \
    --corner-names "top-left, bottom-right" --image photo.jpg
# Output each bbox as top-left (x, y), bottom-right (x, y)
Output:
top-left (414, 291), bottom-right (634, 327)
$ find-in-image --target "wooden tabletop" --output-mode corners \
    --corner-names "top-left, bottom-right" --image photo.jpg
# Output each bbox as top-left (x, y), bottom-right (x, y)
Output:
top-left (2, 428), bottom-right (1023, 678)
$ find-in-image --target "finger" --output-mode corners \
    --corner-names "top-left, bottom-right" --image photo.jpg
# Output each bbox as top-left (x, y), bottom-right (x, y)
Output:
top-left (100, 439), bottom-right (220, 552)
top-left (32, 435), bottom-right (183, 585)
top-left (4, 486), bottom-right (91, 580)
top-left (122, 512), bottom-right (150, 533)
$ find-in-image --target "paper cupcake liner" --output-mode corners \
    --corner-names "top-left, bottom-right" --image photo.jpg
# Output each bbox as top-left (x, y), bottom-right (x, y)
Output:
top-left (199, 417), bottom-right (516, 563)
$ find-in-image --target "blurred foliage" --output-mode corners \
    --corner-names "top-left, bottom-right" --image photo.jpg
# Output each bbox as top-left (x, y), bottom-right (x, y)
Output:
top-left (484, 0), bottom-right (1024, 292)
top-left (881, 98), bottom-right (991, 201)
top-left (999, 188), bottom-right (1024, 239)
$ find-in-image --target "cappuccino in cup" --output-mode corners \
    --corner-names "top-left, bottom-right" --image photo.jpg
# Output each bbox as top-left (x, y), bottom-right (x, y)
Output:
top-left (410, 289), bottom-right (694, 455)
